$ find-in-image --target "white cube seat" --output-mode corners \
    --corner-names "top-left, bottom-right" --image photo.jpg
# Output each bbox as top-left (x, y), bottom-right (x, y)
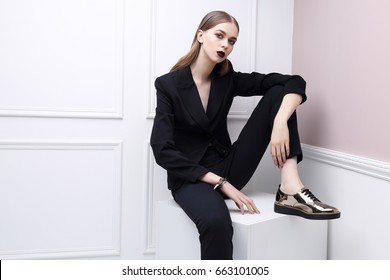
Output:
top-left (156, 192), bottom-right (327, 259)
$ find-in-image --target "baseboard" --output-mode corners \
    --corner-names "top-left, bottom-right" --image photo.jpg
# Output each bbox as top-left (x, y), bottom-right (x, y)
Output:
top-left (302, 144), bottom-right (390, 182)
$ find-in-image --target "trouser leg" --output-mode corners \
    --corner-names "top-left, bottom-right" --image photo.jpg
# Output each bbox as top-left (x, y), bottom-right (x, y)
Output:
top-left (169, 86), bottom-right (302, 260)
top-left (172, 182), bottom-right (233, 260)
top-left (223, 85), bottom-right (303, 190)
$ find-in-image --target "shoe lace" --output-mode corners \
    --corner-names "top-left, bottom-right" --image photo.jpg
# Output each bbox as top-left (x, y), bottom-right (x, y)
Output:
top-left (301, 189), bottom-right (320, 202)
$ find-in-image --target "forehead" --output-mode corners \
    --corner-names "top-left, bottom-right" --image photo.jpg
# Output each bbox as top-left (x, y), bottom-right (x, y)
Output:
top-left (209, 22), bottom-right (239, 37)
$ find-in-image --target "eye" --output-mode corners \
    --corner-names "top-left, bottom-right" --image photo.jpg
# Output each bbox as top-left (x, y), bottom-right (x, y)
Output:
top-left (229, 40), bottom-right (236, 46)
top-left (215, 33), bottom-right (223, 39)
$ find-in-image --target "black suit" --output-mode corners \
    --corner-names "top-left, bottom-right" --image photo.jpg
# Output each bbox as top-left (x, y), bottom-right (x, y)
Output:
top-left (150, 61), bottom-right (306, 260)
top-left (151, 61), bottom-right (306, 190)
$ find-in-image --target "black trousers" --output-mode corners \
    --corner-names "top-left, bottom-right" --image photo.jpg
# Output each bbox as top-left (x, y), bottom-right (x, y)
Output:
top-left (171, 85), bottom-right (303, 260)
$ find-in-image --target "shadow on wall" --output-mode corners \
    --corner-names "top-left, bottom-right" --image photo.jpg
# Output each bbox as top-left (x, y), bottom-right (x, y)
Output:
top-left (299, 92), bottom-right (328, 146)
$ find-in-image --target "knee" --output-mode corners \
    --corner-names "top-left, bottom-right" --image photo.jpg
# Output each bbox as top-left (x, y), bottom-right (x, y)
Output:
top-left (196, 214), bottom-right (233, 237)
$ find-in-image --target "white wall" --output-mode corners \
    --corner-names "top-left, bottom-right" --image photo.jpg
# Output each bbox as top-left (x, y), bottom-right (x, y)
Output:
top-left (0, 0), bottom-right (295, 259)
top-left (299, 145), bottom-right (390, 259)
top-left (0, 0), bottom-right (152, 259)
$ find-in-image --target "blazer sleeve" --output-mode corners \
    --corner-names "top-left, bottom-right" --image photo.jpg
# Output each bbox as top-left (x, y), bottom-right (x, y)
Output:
top-left (233, 69), bottom-right (307, 103)
top-left (150, 77), bottom-right (209, 183)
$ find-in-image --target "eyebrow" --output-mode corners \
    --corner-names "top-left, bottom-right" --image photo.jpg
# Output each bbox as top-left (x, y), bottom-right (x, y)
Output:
top-left (216, 29), bottom-right (237, 41)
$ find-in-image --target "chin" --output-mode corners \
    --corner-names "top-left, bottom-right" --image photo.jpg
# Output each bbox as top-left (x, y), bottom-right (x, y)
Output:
top-left (216, 59), bottom-right (225, 65)
top-left (215, 56), bottom-right (226, 63)
top-left (207, 53), bottom-right (226, 64)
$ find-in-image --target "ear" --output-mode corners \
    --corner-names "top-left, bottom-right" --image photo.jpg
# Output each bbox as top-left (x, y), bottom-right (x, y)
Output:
top-left (197, 29), bottom-right (204, 44)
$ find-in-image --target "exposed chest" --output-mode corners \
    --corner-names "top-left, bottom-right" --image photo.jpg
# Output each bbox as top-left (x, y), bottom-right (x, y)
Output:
top-left (195, 81), bottom-right (211, 112)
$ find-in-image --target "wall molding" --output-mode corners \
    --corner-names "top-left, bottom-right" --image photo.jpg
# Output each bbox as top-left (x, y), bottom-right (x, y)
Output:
top-left (0, 106), bottom-right (124, 119)
top-left (0, 0), bottom-right (124, 119)
top-left (143, 141), bottom-right (173, 256)
top-left (0, 140), bottom-right (123, 259)
top-left (143, 141), bottom-right (156, 254)
top-left (146, 0), bottom-right (157, 119)
top-left (1, 247), bottom-right (121, 260)
top-left (302, 144), bottom-right (390, 182)
top-left (0, 140), bottom-right (122, 149)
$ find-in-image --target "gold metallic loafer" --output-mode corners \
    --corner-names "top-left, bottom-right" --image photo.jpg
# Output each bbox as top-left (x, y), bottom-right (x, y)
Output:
top-left (274, 186), bottom-right (341, 220)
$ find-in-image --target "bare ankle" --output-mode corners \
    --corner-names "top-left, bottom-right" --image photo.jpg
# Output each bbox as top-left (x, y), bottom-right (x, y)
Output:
top-left (280, 183), bottom-right (304, 195)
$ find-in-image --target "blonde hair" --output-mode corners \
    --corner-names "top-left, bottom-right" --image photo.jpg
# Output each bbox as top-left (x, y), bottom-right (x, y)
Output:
top-left (170, 11), bottom-right (239, 76)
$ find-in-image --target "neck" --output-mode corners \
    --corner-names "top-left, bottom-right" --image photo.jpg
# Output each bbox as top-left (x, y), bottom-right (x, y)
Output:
top-left (190, 56), bottom-right (215, 83)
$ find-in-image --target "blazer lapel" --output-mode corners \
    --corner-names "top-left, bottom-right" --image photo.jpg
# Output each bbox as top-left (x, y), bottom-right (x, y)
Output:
top-left (177, 67), bottom-right (211, 133)
top-left (206, 73), bottom-right (229, 122)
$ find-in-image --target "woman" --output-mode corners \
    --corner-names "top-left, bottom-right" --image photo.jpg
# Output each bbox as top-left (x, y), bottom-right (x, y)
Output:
top-left (151, 11), bottom-right (340, 260)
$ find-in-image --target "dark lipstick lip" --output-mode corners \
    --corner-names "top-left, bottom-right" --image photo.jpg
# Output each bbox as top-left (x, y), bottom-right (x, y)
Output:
top-left (217, 51), bottom-right (225, 58)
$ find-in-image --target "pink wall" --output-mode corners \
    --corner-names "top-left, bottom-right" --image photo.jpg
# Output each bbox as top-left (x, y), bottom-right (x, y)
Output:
top-left (293, 0), bottom-right (390, 162)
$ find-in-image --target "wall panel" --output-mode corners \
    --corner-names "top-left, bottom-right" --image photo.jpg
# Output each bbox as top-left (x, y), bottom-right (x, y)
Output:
top-left (143, 143), bottom-right (171, 254)
top-left (0, 0), bottom-right (124, 118)
top-left (0, 141), bottom-right (122, 259)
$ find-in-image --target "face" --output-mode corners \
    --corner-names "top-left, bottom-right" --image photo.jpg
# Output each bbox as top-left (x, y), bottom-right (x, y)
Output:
top-left (197, 22), bottom-right (239, 64)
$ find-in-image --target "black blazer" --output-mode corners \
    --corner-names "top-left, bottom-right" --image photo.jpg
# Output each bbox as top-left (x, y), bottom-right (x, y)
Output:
top-left (150, 61), bottom-right (306, 190)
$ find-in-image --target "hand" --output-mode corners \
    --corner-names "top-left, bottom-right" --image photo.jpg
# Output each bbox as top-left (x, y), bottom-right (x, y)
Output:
top-left (271, 119), bottom-right (290, 168)
top-left (220, 182), bottom-right (260, 215)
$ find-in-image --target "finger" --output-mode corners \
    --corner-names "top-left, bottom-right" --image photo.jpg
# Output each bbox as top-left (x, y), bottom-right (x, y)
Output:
top-left (276, 147), bottom-right (283, 168)
top-left (240, 198), bottom-right (254, 214)
top-left (272, 156), bottom-right (278, 167)
top-left (285, 144), bottom-right (290, 158)
top-left (251, 200), bottom-right (260, 214)
top-left (243, 200), bottom-right (254, 214)
top-left (242, 196), bottom-right (260, 214)
top-left (244, 198), bottom-right (260, 214)
top-left (235, 202), bottom-right (245, 215)
top-left (271, 146), bottom-right (278, 166)
top-left (281, 146), bottom-right (287, 163)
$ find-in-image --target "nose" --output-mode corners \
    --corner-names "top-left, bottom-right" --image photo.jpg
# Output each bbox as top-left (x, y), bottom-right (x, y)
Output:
top-left (221, 38), bottom-right (228, 49)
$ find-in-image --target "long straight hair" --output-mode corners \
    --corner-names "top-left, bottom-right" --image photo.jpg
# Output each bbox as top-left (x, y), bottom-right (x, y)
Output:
top-left (170, 11), bottom-right (239, 76)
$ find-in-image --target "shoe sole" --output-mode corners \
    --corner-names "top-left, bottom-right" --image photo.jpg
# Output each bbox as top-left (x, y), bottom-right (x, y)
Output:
top-left (274, 203), bottom-right (341, 220)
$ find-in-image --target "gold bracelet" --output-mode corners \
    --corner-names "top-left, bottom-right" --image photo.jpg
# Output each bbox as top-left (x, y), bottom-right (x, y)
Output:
top-left (213, 177), bottom-right (227, 190)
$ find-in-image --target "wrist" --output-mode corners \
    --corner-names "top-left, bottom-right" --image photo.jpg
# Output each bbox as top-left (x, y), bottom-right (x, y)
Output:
top-left (274, 116), bottom-right (288, 125)
top-left (213, 177), bottom-right (227, 190)
top-left (199, 172), bottom-right (227, 188)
